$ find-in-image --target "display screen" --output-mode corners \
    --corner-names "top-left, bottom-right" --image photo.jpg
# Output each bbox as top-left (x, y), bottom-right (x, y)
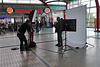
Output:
top-left (62, 19), bottom-right (76, 31)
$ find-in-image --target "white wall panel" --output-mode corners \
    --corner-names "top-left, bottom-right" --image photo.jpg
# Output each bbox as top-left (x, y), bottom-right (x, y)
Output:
top-left (66, 5), bottom-right (87, 48)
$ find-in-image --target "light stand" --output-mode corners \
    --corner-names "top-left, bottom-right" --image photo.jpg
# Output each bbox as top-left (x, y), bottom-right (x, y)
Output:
top-left (84, 28), bottom-right (94, 48)
top-left (59, 31), bottom-right (77, 54)
top-left (83, 40), bottom-right (94, 48)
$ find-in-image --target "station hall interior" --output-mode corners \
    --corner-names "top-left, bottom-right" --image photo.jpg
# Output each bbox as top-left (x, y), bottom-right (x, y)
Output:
top-left (0, 0), bottom-right (100, 67)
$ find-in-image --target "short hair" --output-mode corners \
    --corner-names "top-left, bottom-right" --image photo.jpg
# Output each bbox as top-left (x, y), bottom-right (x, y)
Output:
top-left (57, 17), bottom-right (60, 21)
top-left (26, 20), bottom-right (31, 23)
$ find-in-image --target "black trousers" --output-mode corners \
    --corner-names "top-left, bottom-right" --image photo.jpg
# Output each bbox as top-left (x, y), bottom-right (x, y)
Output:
top-left (57, 31), bottom-right (62, 46)
top-left (17, 33), bottom-right (28, 50)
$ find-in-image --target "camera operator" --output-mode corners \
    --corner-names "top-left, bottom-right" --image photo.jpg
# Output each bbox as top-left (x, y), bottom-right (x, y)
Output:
top-left (17, 20), bottom-right (31, 51)
top-left (54, 17), bottom-right (63, 47)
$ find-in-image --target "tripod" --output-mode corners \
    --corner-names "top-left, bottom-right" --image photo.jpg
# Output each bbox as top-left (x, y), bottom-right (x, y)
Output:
top-left (59, 31), bottom-right (77, 53)
top-left (84, 28), bottom-right (94, 48)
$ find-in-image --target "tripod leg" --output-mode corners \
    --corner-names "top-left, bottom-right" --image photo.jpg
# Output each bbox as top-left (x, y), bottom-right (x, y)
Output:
top-left (67, 45), bottom-right (77, 53)
top-left (86, 42), bottom-right (94, 47)
top-left (58, 46), bottom-right (64, 54)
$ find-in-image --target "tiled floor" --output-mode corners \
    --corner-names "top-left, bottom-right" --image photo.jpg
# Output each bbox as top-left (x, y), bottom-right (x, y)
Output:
top-left (0, 28), bottom-right (100, 67)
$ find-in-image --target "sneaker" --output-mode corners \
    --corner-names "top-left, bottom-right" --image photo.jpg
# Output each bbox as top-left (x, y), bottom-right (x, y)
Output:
top-left (26, 48), bottom-right (31, 51)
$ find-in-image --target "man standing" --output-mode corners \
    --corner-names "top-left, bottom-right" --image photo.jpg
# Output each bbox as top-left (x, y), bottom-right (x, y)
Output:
top-left (54, 17), bottom-right (63, 47)
top-left (17, 20), bottom-right (31, 51)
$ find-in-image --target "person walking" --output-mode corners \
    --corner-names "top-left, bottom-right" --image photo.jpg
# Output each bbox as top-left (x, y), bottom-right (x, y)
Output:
top-left (36, 17), bottom-right (39, 33)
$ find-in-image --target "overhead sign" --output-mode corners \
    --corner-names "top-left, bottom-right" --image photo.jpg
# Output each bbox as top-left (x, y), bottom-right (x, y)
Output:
top-left (45, 8), bottom-right (50, 14)
top-left (16, 9), bottom-right (42, 13)
top-left (7, 7), bottom-right (13, 14)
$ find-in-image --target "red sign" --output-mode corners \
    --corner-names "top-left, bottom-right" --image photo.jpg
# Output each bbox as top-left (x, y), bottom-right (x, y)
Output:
top-left (16, 9), bottom-right (42, 13)
top-left (7, 7), bottom-right (13, 14)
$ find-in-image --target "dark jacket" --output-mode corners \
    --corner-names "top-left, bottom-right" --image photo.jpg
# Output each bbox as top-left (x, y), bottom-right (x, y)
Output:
top-left (54, 20), bottom-right (62, 32)
top-left (18, 23), bottom-right (30, 35)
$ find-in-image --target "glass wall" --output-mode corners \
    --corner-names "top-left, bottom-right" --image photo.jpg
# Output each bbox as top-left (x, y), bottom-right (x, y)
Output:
top-left (68, 0), bottom-right (96, 27)
top-left (0, 0), bottom-right (1, 2)
top-left (52, 11), bottom-right (64, 23)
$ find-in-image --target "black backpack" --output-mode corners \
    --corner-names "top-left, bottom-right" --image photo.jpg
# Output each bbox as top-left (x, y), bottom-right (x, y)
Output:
top-left (29, 41), bottom-right (36, 48)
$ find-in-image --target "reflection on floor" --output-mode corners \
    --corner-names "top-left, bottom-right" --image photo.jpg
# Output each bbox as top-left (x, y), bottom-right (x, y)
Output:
top-left (0, 28), bottom-right (100, 67)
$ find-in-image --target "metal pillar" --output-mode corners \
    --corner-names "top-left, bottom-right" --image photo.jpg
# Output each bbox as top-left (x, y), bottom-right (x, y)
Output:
top-left (64, 2), bottom-right (68, 19)
top-left (22, 15), bottom-right (24, 23)
top-left (95, 0), bottom-right (100, 32)
top-left (2, 0), bottom-right (4, 11)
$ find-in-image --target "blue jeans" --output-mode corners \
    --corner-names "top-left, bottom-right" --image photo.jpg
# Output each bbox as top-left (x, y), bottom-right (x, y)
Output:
top-left (0, 28), bottom-right (5, 34)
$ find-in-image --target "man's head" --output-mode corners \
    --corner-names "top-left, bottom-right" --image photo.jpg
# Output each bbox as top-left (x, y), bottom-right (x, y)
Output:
top-left (57, 17), bottom-right (60, 22)
top-left (36, 17), bottom-right (38, 20)
top-left (26, 20), bottom-right (31, 25)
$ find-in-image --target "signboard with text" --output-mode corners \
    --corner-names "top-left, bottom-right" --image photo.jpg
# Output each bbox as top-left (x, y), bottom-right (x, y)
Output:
top-left (15, 9), bottom-right (42, 13)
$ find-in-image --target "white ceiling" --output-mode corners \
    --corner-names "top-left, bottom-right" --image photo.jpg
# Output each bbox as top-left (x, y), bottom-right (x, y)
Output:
top-left (0, 0), bottom-right (42, 4)
top-left (0, 0), bottom-right (69, 5)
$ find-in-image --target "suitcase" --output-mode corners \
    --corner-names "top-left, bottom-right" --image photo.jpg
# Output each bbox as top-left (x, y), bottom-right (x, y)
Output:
top-left (29, 41), bottom-right (36, 48)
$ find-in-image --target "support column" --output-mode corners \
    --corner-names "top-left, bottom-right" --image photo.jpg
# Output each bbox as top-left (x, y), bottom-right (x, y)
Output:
top-left (22, 15), bottom-right (24, 23)
top-left (2, 0), bottom-right (4, 11)
top-left (50, 10), bottom-right (53, 27)
top-left (95, 0), bottom-right (100, 32)
top-left (64, 2), bottom-right (68, 19)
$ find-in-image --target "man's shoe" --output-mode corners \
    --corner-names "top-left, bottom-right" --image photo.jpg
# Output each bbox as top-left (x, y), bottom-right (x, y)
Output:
top-left (58, 45), bottom-right (63, 47)
top-left (55, 44), bottom-right (59, 46)
top-left (20, 49), bottom-right (24, 51)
